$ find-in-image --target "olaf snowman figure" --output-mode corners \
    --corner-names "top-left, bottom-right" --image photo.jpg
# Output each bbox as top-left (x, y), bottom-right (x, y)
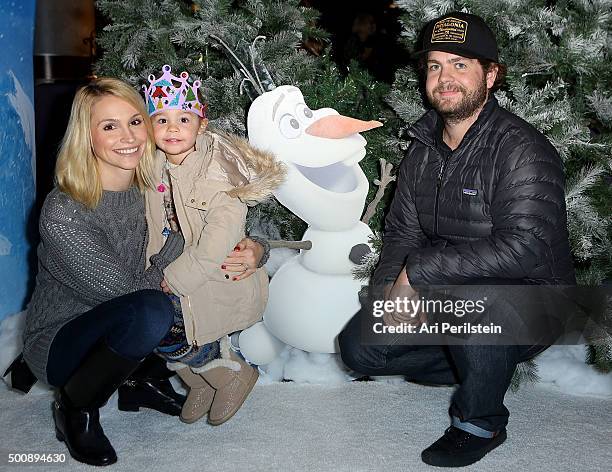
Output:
top-left (234, 84), bottom-right (382, 365)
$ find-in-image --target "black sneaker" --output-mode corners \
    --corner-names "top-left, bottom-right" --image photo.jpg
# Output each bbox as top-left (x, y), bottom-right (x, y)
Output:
top-left (421, 426), bottom-right (507, 467)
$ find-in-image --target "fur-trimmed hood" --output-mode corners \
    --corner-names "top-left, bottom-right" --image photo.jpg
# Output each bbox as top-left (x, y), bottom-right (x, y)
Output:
top-left (202, 131), bottom-right (286, 205)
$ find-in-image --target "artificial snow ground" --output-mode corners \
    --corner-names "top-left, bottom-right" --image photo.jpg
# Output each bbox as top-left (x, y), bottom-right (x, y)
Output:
top-left (1, 378), bottom-right (611, 471)
top-left (1, 311), bottom-right (611, 471)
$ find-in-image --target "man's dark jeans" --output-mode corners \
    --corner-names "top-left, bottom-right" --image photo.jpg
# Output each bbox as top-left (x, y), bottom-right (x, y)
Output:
top-left (338, 280), bottom-right (551, 435)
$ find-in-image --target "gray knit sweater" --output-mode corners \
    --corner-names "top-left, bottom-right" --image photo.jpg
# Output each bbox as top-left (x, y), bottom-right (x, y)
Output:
top-left (23, 187), bottom-right (184, 385)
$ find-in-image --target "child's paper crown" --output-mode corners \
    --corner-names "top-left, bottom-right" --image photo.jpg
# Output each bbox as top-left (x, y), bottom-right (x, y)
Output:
top-left (142, 64), bottom-right (206, 118)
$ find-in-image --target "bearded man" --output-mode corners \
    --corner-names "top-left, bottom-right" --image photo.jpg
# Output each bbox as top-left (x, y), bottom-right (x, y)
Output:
top-left (339, 12), bottom-right (575, 467)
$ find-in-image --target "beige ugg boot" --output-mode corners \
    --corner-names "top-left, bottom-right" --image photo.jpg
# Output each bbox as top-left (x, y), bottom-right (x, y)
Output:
top-left (192, 336), bottom-right (258, 426)
top-left (174, 366), bottom-right (215, 424)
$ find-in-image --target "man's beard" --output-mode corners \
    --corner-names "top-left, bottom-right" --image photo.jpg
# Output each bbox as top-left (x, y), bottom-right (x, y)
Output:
top-left (429, 78), bottom-right (488, 124)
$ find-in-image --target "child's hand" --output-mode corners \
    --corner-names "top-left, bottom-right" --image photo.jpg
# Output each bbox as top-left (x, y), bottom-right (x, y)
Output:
top-left (160, 279), bottom-right (173, 295)
top-left (221, 238), bottom-right (263, 281)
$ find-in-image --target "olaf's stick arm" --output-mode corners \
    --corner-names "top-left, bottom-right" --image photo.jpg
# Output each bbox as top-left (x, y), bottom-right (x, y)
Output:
top-left (268, 240), bottom-right (312, 250)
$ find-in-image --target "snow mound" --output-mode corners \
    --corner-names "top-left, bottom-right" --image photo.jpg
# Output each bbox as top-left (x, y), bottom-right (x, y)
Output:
top-left (535, 345), bottom-right (612, 398)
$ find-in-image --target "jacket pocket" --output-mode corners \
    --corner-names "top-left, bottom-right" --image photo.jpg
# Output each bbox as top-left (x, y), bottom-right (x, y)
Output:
top-left (183, 186), bottom-right (214, 211)
top-left (183, 179), bottom-right (232, 211)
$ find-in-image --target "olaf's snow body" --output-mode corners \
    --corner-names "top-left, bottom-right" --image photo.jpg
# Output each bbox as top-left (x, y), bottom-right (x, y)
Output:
top-left (238, 85), bottom-right (381, 364)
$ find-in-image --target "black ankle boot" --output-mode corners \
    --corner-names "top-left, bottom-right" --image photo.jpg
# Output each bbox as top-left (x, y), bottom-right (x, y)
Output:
top-left (118, 377), bottom-right (185, 416)
top-left (53, 390), bottom-right (117, 466)
top-left (53, 341), bottom-right (142, 467)
top-left (117, 354), bottom-right (185, 416)
top-left (421, 426), bottom-right (507, 467)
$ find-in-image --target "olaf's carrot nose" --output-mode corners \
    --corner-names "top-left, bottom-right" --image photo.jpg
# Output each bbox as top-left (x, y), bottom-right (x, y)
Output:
top-left (305, 115), bottom-right (382, 139)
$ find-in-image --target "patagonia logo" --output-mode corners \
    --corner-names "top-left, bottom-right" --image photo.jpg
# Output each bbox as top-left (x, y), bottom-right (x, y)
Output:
top-left (463, 188), bottom-right (478, 196)
top-left (431, 17), bottom-right (468, 44)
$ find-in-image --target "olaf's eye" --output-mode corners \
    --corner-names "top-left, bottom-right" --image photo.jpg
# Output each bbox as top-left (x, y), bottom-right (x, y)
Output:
top-left (295, 103), bottom-right (314, 122)
top-left (279, 113), bottom-right (301, 139)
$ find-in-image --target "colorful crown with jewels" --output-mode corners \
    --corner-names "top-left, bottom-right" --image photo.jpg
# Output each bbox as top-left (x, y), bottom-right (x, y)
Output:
top-left (142, 64), bottom-right (206, 117)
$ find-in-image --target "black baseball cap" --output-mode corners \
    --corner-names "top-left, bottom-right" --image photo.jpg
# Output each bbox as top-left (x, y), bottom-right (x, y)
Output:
top-left (414, 12), bottom-right (499, 62)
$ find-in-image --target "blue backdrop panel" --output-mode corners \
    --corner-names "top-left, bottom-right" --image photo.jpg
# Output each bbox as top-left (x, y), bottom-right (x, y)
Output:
top-left (0, 0), bottom-right (37, 320)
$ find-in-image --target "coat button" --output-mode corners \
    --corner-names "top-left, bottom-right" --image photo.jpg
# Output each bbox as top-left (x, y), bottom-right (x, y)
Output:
top-left (201, 201), bottom-right (206, 206)
top-left (190, 198), bottom-right (195, 203)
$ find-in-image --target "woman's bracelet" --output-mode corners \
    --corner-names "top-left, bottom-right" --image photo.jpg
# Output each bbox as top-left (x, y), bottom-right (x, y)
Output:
top-left (247, 235), bottom-right (270, 268)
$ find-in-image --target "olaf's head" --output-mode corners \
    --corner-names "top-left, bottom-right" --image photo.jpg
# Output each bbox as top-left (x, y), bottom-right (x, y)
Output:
top-left (248, 85), bottom-right (381, 166)
top-left (247, 85), bottom-right (381, 229)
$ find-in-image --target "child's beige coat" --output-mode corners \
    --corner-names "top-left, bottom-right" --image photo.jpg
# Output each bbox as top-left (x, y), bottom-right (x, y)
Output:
top-left (145, 131), bottom-right (285, 346)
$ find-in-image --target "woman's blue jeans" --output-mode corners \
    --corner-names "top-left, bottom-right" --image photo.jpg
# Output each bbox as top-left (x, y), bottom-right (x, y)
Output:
top-left (46, 290), bottom-right (174, 387)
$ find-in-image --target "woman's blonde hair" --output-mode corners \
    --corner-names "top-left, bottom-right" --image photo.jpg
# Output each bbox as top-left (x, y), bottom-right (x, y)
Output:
top-left (55, 77), bottom-right (156, 208)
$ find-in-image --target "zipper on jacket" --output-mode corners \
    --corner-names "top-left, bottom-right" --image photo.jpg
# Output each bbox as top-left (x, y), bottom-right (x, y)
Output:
top-left (186, 295), bottom-right (198, 348)
top-left (434, 151), bottom-right (450, 237)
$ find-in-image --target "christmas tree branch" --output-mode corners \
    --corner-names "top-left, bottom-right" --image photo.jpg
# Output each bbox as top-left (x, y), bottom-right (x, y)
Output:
top-left (361, 158), bottom-right (396, 225)
top-left (208, 34), bottom-right (263, 95)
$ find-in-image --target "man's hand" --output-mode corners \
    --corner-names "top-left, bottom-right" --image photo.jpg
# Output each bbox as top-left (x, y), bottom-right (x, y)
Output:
top-left (160, 279), bottom-right (173, 295)
top-left (384, 268), bottom-right (415, 301)
top-left (221, 238), bottom-right (264, 281)
top-left (382, 268), bottom-right (426, 327)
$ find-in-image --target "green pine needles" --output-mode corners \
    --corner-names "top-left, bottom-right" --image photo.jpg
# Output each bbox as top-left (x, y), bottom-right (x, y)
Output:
top-left (95, 0), bottom-right (399, 239)
top-left (95, 0), bottom-right (611, 373)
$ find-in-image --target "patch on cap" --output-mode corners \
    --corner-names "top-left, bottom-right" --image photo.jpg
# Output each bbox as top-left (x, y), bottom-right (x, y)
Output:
top-left (431, 17), bottom-right (468, 44)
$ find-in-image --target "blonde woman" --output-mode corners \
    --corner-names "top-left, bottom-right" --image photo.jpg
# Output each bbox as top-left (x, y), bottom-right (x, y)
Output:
top-left (21, 78), bottom-right (266, 467)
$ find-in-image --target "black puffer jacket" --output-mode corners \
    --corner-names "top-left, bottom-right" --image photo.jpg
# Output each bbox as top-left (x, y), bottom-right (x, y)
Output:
top-left (374, 97), bottom-right (575, 286)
